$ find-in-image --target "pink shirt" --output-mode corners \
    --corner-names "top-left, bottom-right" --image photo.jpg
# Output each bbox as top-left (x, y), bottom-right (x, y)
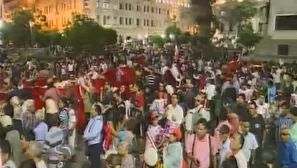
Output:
top-left (44, 88), bottom-right (60, 106)
top-left (185, 134), bottom-right (217, 168)
top-left (214, 120), bottom-right (233, 147)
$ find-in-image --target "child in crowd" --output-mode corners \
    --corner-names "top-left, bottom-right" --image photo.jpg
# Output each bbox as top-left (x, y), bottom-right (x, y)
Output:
top-left (147, 113), bottom-right (163, 145)
top-left (1, 140), bottom-right (16, 168)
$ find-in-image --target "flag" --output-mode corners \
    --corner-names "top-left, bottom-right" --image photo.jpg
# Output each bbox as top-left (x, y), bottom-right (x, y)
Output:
top-left (174, 44), bottom-right (179, 61)
top-left (146, 132), bottom-right (157, 149)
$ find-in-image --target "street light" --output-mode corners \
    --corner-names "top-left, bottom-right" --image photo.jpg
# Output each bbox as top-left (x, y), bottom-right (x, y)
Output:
top-left (169, 34), bottom-right (175, 40)
top-left (29, 21), bottom-right (34, 47)
top-left (0, 20), bottom-right (4, 45)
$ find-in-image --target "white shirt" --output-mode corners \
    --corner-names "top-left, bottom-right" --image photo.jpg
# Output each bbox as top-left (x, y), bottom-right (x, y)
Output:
top-left (219, 139), bottom-right (231, 168)
top-left (161, 66), bottom-right (169, 75)
top-left (67, 64), bottom-right (74, 71)
top-left (272, 69), bottom-right (282, 83)
top-left (35, 160), bottom-right (47, 168)
top-left (242, 132), bottom-right (259, 161)
top-left (206, 84), bottom-right (216, 100)
top-left (166, 104), bottom-right (184, 124)
top-left (234, 150), bottom-right (247, 168)
top-left (69, 108), bottom-right (76, 128)
top-left (256, 101), bottom-right (269, 119)
top-left (185, 105), bottom-right (210, 132)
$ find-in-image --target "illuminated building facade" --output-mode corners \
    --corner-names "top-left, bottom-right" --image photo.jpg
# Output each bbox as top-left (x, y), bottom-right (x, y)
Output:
top-left (33, 0), bottom-right (196, 37)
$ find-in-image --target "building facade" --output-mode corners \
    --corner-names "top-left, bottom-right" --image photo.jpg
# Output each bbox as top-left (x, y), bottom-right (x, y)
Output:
top-left (255, 0), bottom-right (297, 59)
top-left (212, 0), bottom-right (269, 48)
top-left (32, 0), bottom-right (196, 38)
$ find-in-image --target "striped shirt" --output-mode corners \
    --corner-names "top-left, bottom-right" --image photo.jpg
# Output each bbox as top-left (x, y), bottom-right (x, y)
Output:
top-left (44, 126), bottom-right (64, 165)
top-left (276, 115), bottom-right (293, 141)
top-left (145, 75), bottom-right (155, 86)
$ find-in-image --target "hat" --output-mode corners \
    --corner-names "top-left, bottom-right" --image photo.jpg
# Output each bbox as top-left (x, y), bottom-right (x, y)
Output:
top-left (169, 128), bottom-right (182, 140)
top-left (54, 145), bottom-right (74, 160)
top-left (0, 115), bottom-right (12, 127)
top-left (150, 113), bottom-right (158, 120)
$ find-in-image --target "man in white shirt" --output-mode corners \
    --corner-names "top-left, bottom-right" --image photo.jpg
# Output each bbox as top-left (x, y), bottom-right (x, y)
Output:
top-left (165, 93), bottom-right (184, 125)
top-left (185, 95), bottom-right (210, 133)
top-left (272, 67), bottom-right (282, 90)
top-left (241, 121), bottom-right (259, 165)
top-left (227, 132), bottom-right (247, 168)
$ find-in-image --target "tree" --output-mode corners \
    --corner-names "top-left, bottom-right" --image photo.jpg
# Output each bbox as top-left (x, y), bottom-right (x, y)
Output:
top-left (165, 25), bottom-right (181, 37)
top-left (3, 9), bottom-right (34, 47)
top-left (192, 0), bottom-right (217, 46)
top-left (177, 33), bottom-right (191, 44)
top-left (237, 24), bottom-right (262, 48)
top-left (64, 14), bottom-right (117, 54)
top-left (216, 0), bottom-right (257, 25)
top-left (148, 35), bottom-right (164, 47)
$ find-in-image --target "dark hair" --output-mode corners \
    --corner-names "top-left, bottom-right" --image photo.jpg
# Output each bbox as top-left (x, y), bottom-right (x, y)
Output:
top-left (248, 101), bottom-right (258, 108)
top-left (60, 97), bottom-right (70, 107)
top-left (93, 104), bottom-right (102, 115)
top-left (219, 124), bottom-right (230, 135)
top-left (237, 93), bottom-right (246, 101)
top-left (222, 155), bottom-right (238, 168)
top-left (20, 159), bottom-right (37, 168)
top-left (0, 140), bottom-right (12, 158)
top-left (219, 107), bottom-right (228, 121)
top-left (196, 118), bottom-right (208, 129)
top-left (21, 131), bottom-right (36, 141)
top-left (280, 101), bottom-right (290, 109)
top-left (290, 107), bottom-right (297, 117)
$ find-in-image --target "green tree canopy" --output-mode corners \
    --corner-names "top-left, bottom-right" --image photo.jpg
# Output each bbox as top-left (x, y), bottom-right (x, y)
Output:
top-left (237, 24), bottom-right (262, 47)
top-left (3, 9), bottom-right (34, 47)
top-left (148, 35), bottom-right (164, 47)
top-left (165, 25), bottom-right (182, 37)
top-left (64, 14), bottom-right (117, 54)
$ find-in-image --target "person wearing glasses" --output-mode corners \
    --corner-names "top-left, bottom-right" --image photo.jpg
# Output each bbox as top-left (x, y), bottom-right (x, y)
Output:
top-left (278, 127), bottom-right (297, 168)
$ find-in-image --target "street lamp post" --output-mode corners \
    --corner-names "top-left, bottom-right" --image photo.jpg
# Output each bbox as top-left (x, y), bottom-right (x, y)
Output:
top-left (29, 21), bottom-right (34, 47)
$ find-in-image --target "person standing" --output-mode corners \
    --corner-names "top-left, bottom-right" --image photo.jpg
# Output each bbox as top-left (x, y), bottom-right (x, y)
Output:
top-left (83, 104), bottom-right (104, 168)
top-left (279, 127), bottom-right (297, 168)
top-left (241, 120), bottom-right (259, 166)
top-left (227, 132), bottom-right (247, 168)
top-left (185, 118), bottom-right (217, 168)
top-left (163, 128), bottom-right (183, 168)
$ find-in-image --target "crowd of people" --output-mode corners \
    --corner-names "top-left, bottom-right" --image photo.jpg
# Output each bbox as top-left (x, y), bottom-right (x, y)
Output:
top-left (0, 42), bottom-right (297, 168)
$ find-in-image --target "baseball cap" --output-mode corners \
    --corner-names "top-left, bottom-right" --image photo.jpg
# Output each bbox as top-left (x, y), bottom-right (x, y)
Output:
top-left (169, 128), bottom-right (182, 140)
top-left (150, 113), bottom-right (158, 120)
top-left (54, 145), bottom-right (74, 160)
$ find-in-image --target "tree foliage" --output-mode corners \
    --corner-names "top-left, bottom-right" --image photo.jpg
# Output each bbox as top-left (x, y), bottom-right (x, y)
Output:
top-left (149, 35), bottom-right (164, 47)
top-left (237, 24), bottom-right (262, 47)
top-left (165, 25), bottom-right (181, 37)
top-left (64, 14), bottom-right (117, 54)
top-left (3, 9), bottom-right (35, 47)
top-left (192, 0), bottom-right (217, 46)
top-left (216, 0), bottom-right (257, 25)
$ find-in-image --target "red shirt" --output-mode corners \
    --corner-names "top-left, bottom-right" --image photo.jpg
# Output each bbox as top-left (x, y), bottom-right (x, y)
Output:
top-left (135, 92), bottom-right (144, 108)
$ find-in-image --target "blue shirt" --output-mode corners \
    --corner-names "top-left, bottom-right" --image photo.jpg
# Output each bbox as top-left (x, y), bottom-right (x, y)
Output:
top-left (279, 140), bottom-right (297, 168)
top-left (83, 115), bottom-right (103, 145)
top-left (33, 121), bottom-right (48, 143)
top-left (164, 142), bottom-right (183, 168)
